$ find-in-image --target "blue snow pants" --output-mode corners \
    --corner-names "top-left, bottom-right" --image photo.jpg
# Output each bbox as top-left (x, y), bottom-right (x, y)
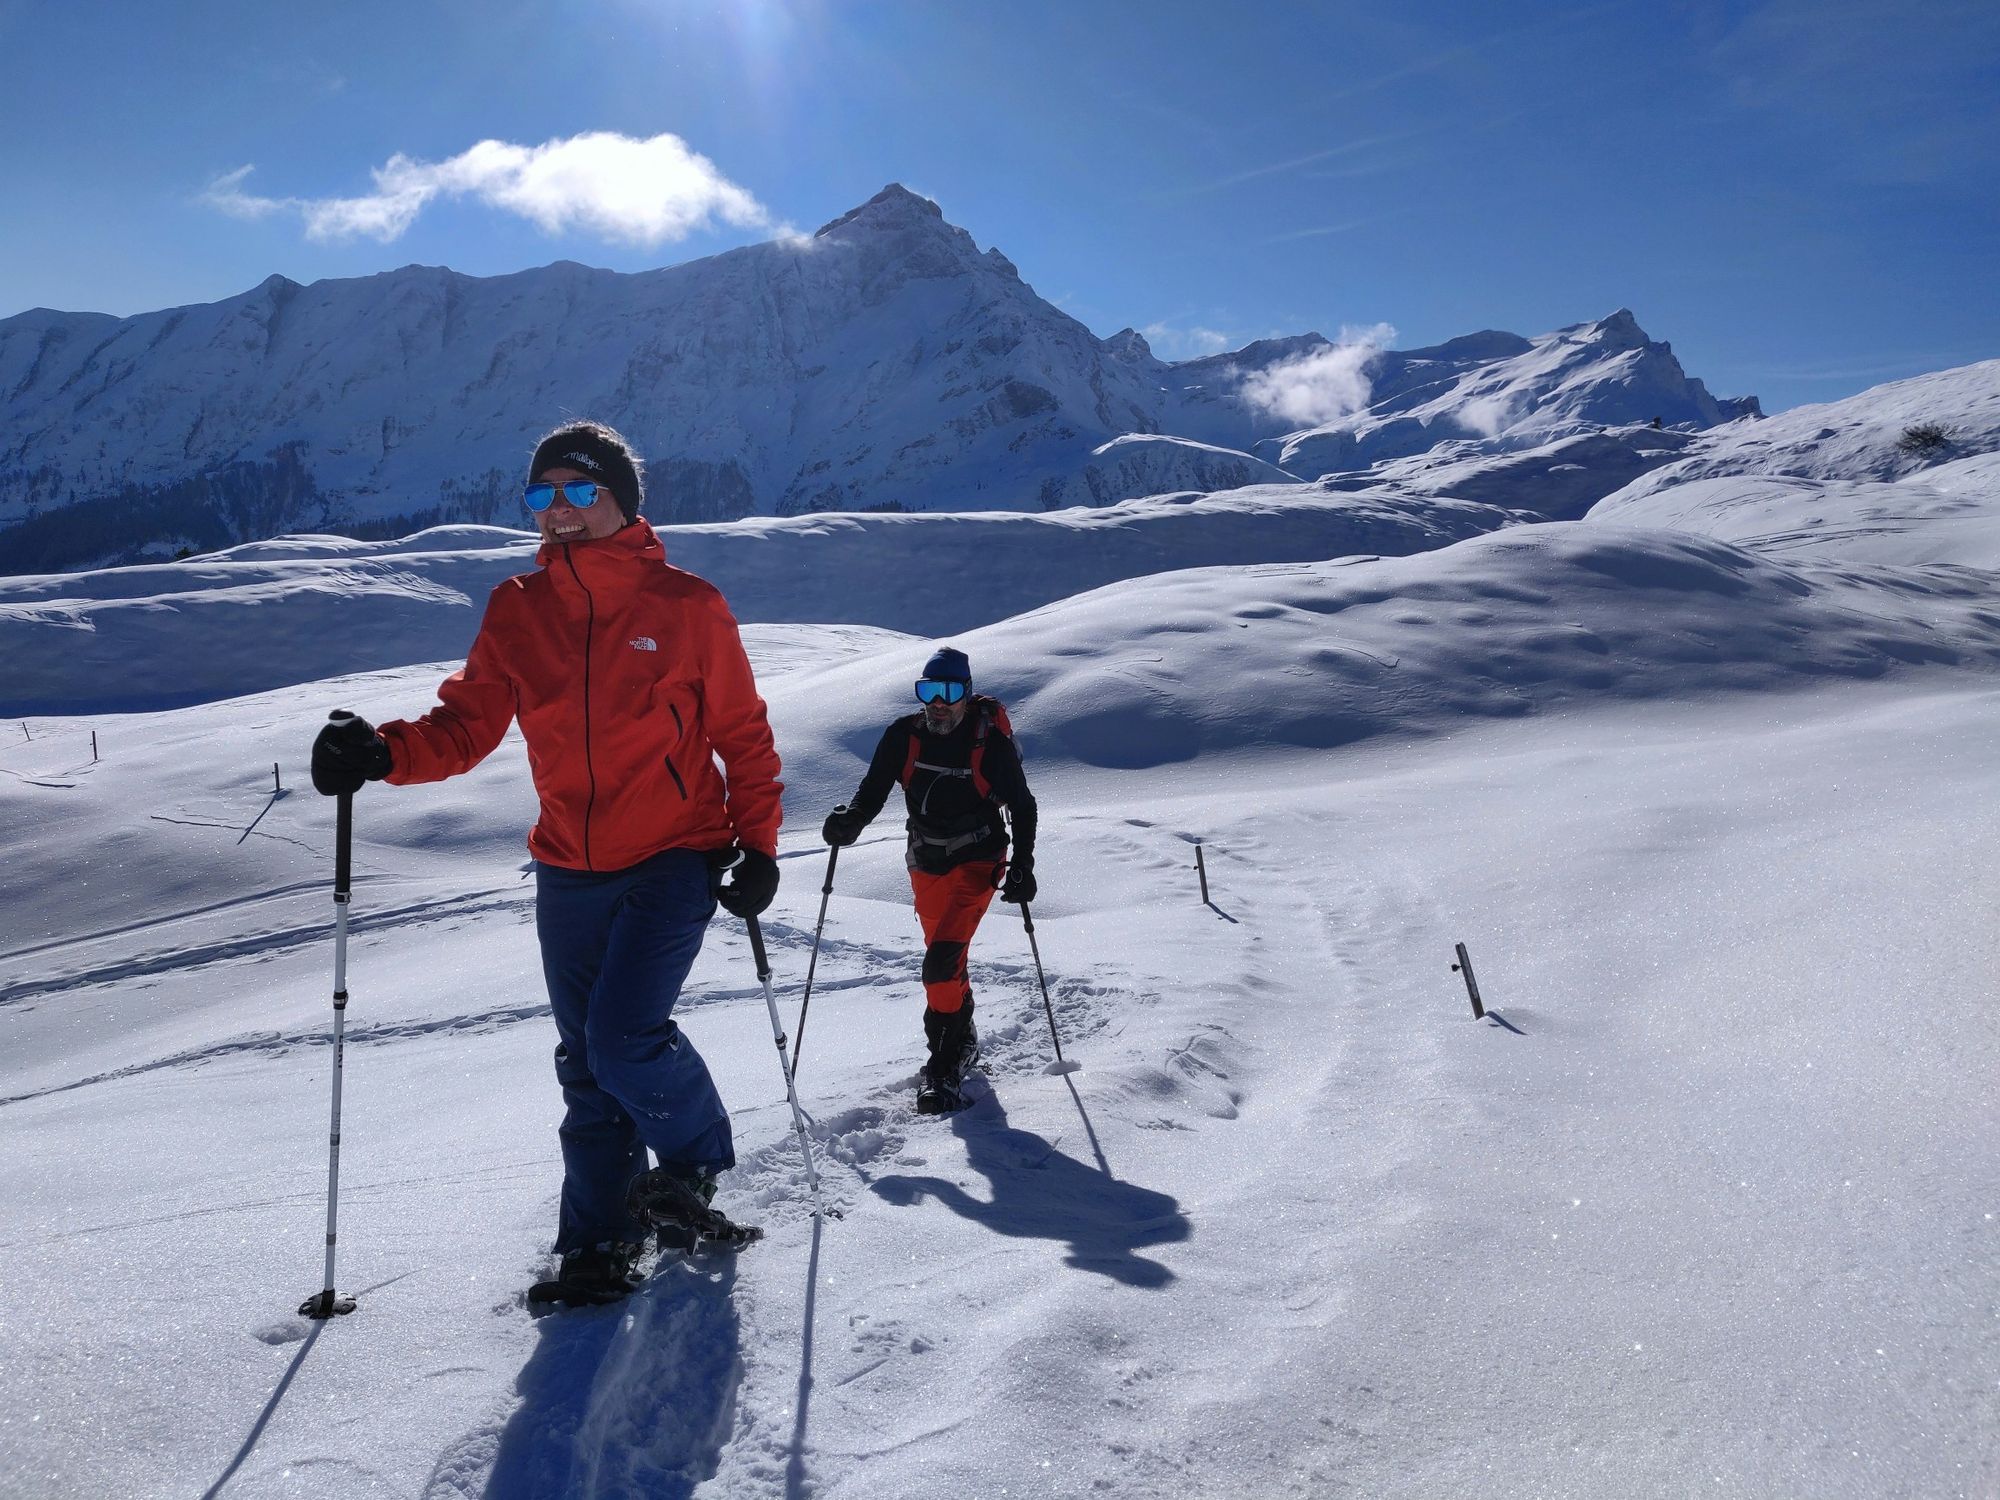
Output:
top-left (535, 846), bottom-right (734, 1254)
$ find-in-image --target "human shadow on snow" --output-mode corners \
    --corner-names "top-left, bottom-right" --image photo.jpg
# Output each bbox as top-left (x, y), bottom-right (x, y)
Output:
top-left (478, 1258), bottom-right (741, 1500)
top-left (870, 1092), bottom-right (1190, 1288)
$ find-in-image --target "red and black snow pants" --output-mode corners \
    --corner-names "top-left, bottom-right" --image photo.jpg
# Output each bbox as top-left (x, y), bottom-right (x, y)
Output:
top-left (910, 859), bottom-right (1004, 1013)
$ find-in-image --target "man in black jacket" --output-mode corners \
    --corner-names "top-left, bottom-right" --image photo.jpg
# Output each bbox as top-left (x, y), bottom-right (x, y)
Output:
top-left (822, 647), bottom-right (1038, 1111)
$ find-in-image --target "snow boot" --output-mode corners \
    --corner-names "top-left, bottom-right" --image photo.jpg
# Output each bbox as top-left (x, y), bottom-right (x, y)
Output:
top-left (528, 1239), bottom-right (647, 1309)
top-left (917, 998), bottom-right (978, 1115)
top-left (924, 995), bottom-right (979, 1074)
top-left (626, 1168), bottom-right (763, 1253)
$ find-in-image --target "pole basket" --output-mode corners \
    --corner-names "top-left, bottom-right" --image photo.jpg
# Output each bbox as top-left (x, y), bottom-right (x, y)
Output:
top-left (300, 1289), bottom-right (356, 1319)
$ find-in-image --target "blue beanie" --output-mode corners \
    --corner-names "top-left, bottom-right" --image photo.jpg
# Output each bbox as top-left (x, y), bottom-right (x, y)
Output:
top-left (923, 646), bottom-right (971, 683)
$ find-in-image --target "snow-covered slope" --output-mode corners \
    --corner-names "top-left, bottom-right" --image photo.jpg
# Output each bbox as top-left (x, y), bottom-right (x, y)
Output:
top-left (771, 524), bottom-right (2000, 799)
top-left (2, 527), bottom-right (1996, 1498)
top-left (1581, 361), bottom-right (2000, 564)
top-left (1584, 461), bottom-right (2000, 566)
top-left (1337, 424), bottom-right (1700, 520)
top-left (1598, 358), bottom-right (2000, 500)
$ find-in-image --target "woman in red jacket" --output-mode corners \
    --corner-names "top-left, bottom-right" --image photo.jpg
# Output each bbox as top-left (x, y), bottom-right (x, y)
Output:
top-left (311, 421), bottom-right (782, 1305)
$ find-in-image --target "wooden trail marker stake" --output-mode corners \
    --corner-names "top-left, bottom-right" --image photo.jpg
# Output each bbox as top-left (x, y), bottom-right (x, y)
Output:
top-left (1451, 942), bottom-right (1485, 1019)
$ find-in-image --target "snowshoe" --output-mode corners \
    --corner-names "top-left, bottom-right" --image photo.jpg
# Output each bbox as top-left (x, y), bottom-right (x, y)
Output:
top-left (526, 1240), bottom-right (647, 1312)
top-left (626, 1168), bottom-right (763, 1254)
top-left (915, 1066), bottom-right (969, 1115)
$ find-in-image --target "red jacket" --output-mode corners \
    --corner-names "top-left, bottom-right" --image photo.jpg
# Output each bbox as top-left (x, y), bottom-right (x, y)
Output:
top-left (379, 521), bottom-right (783, 871)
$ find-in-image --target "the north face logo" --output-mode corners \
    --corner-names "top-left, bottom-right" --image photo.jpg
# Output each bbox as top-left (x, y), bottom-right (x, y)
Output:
top-left (629, 637), bottom-right (658, 652)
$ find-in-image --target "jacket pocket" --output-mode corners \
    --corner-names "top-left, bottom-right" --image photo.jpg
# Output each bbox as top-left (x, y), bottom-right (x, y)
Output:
top-left (662, 749), bottom-right (688, 799)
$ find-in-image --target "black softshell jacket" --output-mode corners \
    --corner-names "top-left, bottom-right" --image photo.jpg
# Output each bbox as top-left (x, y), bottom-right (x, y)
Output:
top-left (847, 708), bottom-right (1038, 872)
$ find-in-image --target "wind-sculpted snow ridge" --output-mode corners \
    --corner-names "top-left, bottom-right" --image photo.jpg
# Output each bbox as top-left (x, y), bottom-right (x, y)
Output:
top-left (0, 486), bottom-right (1521, 715)
top-left (1033, 433), bottom-right (1302, 509)
top-left (1342, 425), bottom-right (1700, 520)
top-left (1584, 457), bottom-right (2000, 566)
top-left (769, 522), bottom-right (2000, 802)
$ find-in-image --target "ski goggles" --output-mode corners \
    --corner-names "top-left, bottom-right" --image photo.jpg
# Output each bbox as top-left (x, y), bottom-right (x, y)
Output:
top-left (915, 679), bottom-right (968, 705)
top-left (523, 480), bottom-right (607, 513)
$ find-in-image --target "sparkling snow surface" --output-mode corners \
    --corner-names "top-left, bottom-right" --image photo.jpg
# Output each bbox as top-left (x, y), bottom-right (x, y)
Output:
top-left (2, 384), bottom-right (1998, 1498)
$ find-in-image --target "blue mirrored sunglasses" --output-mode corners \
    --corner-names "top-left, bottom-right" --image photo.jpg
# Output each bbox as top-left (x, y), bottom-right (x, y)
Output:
top-left (523, 480), bottom-right (605, 513)
top-left (915, 679), bottom-right (968, 705)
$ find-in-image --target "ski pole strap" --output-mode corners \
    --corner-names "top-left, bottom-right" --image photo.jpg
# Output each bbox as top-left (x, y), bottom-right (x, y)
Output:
top-left (745, 913), bottom-right (772, 982)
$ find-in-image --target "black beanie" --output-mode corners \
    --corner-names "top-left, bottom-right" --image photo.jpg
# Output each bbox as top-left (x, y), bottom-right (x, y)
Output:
top-left (528, 421), bottom-right (645, 522)
top-left (923, 646), bottom-right (972, 683)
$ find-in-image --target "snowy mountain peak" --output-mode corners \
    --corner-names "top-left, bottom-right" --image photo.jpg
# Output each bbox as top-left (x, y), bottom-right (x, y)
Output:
top-left (1105, 328), bottom-right (1155, 362)
top-left (813, 182), bottom-right (947, 238)
top-left (1579, 307), bottom-right (1647, 346)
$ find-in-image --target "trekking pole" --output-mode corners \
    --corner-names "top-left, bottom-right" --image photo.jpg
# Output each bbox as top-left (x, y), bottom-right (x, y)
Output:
top-left (788, 844), bottom-right (840, 1082)
top-left (745, 913), bottom-right (841, 1220)
top-left (1018, 901), bottom-right (1079, 1075)
top-left (300, 712), bottom-right (367, 1319)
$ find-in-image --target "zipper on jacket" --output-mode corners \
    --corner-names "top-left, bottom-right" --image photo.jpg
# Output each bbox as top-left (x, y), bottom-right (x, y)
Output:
top-left (562, 545), bottom-right (599, 870)
top-left (662, 700), bottom-right (688, 796)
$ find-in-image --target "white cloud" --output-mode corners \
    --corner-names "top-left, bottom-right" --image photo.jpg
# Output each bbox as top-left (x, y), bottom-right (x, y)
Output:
top-left (202, 166), bottom-right (286, 221)
top-left (203, 132), bottom-right (772, 247)
top-left (1457, 391), bottom-right (1518, 439)
top-left (1239, 323), bottom-right (1396, 428)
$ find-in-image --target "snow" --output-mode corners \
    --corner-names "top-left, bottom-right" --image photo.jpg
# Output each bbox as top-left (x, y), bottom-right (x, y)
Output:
top-left (2, 358), bottom-right (1998, 1499)
top-left (0, 486), bottom-right (1520, 716)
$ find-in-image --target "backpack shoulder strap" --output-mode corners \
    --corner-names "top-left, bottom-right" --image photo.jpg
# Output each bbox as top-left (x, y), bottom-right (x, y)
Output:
top-left (968, 695), bottom-right (1009, 799)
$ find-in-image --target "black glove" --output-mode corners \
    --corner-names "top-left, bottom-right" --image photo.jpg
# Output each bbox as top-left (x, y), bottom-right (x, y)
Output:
top-left (1000, 856), bottom-right (1036, 905)
top-left (311, 711), bottom-right (393, 796)
top-left (822, 804), bottom-right (865, 848)
top-left (713, 846), bottom-right (779, 918)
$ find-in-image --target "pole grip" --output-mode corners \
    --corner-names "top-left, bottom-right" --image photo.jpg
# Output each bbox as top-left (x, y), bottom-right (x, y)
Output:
top-left (822, 843), bottom-right (839, 895)
top-left (325, 710), bottom-right (366, 898)
top-left (335, 794), bottom-right (353, 897)
top-left (746, 913), bottom-right (772, 982)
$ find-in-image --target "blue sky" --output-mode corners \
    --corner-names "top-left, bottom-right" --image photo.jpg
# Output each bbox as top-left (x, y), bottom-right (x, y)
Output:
top-left (2, 0), bottom-right (1995, 412)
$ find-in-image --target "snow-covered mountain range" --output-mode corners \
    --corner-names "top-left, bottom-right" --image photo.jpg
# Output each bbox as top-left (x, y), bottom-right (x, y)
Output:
top-left (0, 184), bottom-right (1754, 573)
